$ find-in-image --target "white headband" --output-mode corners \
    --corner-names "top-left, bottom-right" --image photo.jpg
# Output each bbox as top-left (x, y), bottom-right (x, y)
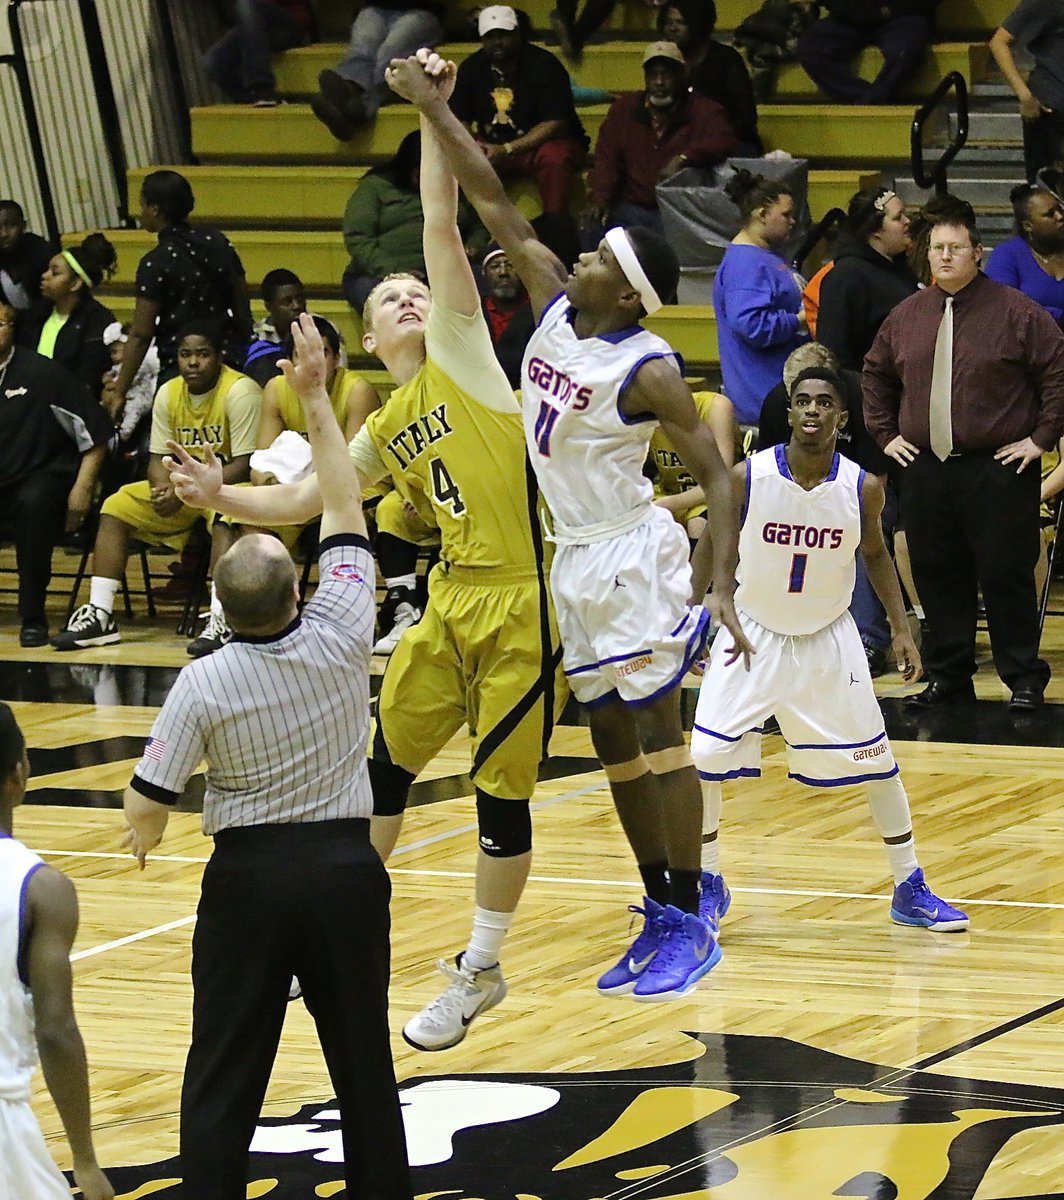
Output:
top-left (604, 226), bottom-right (662, 316)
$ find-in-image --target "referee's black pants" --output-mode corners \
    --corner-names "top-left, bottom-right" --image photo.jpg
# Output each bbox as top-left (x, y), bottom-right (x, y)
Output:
top-left (901, 450), bottom-right (1050, 693)
top-left (180, 818), bottom-right (411, 1200)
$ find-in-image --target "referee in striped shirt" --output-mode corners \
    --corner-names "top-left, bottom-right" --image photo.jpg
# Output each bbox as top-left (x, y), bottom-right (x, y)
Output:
top-left (122, 315), bottom-right (411, 1200)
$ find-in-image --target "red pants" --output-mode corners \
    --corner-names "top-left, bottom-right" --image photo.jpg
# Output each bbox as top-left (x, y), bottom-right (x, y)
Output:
top-left (494, 137), bottom-right (586, 214)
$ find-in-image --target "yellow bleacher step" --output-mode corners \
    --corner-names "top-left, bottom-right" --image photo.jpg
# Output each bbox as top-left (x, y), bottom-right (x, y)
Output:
top-left (275, 40), bottom-right (988, 100)
top-left (191, 102), bottom-right (916, 163)
top-left (126, 164), bottom-right (881, 227)
top-left (94, 291), bottom-right (720, 372)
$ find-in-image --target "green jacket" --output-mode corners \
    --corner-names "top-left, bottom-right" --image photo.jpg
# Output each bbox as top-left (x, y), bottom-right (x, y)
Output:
top-left (342, 173), bottom-right (485, 276)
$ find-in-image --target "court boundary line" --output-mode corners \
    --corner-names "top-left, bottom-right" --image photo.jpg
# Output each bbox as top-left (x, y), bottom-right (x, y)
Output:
top-left (38, 848), bottom-right (1064, 912)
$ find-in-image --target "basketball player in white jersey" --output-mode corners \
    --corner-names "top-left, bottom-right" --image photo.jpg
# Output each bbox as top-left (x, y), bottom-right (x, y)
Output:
top-left (0, 704), bottom-right (113, 1200)
top-left (691, 369), bottom-right (969, 932)
top-left (387, 52), bottom-right (753, 1001)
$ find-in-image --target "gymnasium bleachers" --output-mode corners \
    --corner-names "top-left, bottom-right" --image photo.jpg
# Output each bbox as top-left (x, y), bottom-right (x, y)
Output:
top-left (86, 0), bottom-right (1018, 381)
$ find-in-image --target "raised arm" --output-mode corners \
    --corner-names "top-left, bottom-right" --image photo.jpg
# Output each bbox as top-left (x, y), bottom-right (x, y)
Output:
top-left (386, 52), bottom-right (568, 317)
top-left (281, 313), bottom-right (366, 541)
top-left (27, 868), bottom-right (114, 1200)
top-left (419, 111), bottom-right (481, 317)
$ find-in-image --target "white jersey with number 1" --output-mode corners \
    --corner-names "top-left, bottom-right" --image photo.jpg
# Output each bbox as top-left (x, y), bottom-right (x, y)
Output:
top-left (736, 445), bottom-right (864, 635)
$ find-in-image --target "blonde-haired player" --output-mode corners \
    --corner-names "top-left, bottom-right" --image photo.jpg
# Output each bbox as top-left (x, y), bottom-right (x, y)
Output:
top-left (167, 111), bottom-right (564, 1050)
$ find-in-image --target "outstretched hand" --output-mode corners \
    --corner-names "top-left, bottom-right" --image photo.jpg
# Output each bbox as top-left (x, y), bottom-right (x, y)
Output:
top-left (279, 311), bottom-right (327, 403)
top-left (385, 49), bottom-right (457, 105)
top-left (163, 441), bottom-right (223, 510)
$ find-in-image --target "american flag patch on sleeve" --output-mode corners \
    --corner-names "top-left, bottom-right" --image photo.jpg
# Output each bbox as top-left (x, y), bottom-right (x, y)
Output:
top-left (144, 736), bottom-right (166, 762)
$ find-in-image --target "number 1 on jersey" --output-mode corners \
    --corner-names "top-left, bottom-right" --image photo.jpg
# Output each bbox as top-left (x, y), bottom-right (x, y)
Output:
top-left (533, 401), bottom-right (560, 457)
top-left (788, 552), bottom-right (807, 593)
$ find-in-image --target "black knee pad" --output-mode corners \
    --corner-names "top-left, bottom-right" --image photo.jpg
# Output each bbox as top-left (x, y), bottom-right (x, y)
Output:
top-left (475, 789), bottom-right (532, 857)
top-left (368, 753), bottom-right (415, 817)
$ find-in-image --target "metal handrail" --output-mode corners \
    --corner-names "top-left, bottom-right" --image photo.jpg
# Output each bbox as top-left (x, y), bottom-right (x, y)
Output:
top-left (792, 207), bottom-right (845, 275)
top-left (911, 70), bottom-right (969, 194)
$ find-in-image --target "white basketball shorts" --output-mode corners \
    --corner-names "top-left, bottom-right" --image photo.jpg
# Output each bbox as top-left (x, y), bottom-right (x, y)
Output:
top-left (551, 507), bottom-right (709, 707)
top-left (0, 1098), bottom-right (72, 1200)
top-left (691, 608), bottom-right (898, 786)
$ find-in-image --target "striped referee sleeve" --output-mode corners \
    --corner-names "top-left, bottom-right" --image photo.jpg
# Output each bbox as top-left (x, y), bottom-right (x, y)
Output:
top-left (130, 669), bottom-right (208, 804)
top-left (306, 534), bottom-right (376, 635)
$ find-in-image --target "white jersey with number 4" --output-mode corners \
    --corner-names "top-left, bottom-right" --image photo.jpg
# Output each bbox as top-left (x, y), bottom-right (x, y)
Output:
top-left (736, 445), bottom-right (864, 636)
top-left (522, 293), bottom-right (682, 542)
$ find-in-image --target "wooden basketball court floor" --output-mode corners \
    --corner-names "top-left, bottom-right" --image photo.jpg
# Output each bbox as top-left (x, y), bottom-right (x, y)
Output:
top-left (3, 578), bottom-right (1064, 1200)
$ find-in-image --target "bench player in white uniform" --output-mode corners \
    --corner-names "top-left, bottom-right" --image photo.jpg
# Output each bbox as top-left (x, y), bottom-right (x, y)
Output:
top-left (691, 369), bottom-right (969, 932)
top-left (388, 51), bottom-right (753, 1001)
top-left (0, 704), bottom-right (113, 1200)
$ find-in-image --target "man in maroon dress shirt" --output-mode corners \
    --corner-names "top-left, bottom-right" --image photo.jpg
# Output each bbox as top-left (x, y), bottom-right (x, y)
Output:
top-left (863, 207), bottom-right (1064, 711)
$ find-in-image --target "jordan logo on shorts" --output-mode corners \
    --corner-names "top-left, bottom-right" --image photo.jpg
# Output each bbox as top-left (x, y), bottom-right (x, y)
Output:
top-left (849, 672), bottom-right (858, 687)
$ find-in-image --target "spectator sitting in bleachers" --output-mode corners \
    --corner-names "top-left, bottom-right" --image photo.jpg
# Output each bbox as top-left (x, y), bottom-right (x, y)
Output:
top-left (0, 199), bottom-right (54, 337)
top-left (796, 0), bottom-right (938, 105)
top-left (0, 300), bottom-right (111, 648)
top-left (25, 234), bottom-right (117, 404)
top-left (990, 2), bottom-right (1064, 184)
top-left (341, 132), bottom-right (485, 314)
top-left (481, 243), bottom-right (534, 389)
top-left (985, 183), bottom-right (1064, 322)
top-left (202, 0), bottom-right (315, 106)
top-left (52, 321), bottom-right (261, 652)
top-left (658, 0), bottom-right (763, 155)
top-left (584, 41), bottom-right (737, 236)
top-left (244, 268), bottom-right (349, 385)
top-left (712, 170), bottom-right (808, 432)
top-left (111, 170), bottom-right (253, 415)
top-left (310, 0), bottom-right (443, 139)
top-left (815, 187), bottom-right (919, 371)
top-left (449, 6), bottom-right (588, 220)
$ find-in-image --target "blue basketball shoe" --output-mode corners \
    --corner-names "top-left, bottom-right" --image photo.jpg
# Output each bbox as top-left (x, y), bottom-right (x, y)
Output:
top-left (632, 905), bottom-right (722, 1000)
top-left (597, 898), bottom-right (666, 995)
top-left (699, 871), bottom-right (732, 931)
top-left (890, 868), bottom-right (970, 931)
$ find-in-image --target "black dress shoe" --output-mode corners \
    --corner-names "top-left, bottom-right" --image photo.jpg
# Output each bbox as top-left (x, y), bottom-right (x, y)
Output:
top-left (904, 681), bottom-right (976, 708)
top-left (1009, 686), bottom-right (1044, 712)
top-left (865, 645), bottom-right (887, 678)
top-left (19, 620), bottom-right (49, 648)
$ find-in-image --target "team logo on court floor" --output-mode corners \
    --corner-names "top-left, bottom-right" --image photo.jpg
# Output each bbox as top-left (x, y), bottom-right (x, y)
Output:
top-left (84, 1033), bottom-right (1064, 1199)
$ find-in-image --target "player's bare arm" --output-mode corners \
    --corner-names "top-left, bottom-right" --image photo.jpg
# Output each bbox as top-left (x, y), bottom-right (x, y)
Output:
top-left (625, 358), bottom-right (753, 666)
top-left (858, 473), bottom-right (922, 682)
top-left (282, 313), bottom-right (367, 541)
top-left (165, 441), bottom-right (324, 527)
top-left (385, 52), bottom-right (567, 317)
top-left (27, 867), bottom-right (114, 1200)
top-left (419, 109), bottom-right (482, 317)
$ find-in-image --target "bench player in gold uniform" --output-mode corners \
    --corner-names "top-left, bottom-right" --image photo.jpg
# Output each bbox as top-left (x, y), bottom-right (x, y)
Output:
top-left (651, 390), bottom-right (736, 546)
top-left (52, 322), bottom-right (260, 650)
top-left (166, 115), bottom-right (564, 1052)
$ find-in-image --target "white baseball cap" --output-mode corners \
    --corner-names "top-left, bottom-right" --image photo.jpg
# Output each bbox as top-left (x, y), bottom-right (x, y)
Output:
top-left (478, 5), bottom-right (518, 35)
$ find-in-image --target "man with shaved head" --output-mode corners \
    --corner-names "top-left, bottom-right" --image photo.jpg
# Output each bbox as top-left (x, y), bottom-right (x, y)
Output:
top-left (122, 315), bottom-right (412, 1200)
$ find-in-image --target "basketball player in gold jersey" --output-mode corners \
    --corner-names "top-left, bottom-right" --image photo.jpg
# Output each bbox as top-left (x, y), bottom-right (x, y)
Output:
top-left (167, 115), bottom-right (564, 1052)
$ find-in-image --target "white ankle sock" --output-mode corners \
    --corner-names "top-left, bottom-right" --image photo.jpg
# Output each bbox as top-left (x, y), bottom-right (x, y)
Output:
top-left (865, 775), bottom-right (919, 884)
top-left (210, 583), bottom-right (224, 618)
top-left (89, 577), bottom-right (119, 617)
top-left (386, 574), bottom-right (416, 592)
top-left (464, 907), bottom-right (514, 971)
top-left (700, 779), bottom-right (722, 874)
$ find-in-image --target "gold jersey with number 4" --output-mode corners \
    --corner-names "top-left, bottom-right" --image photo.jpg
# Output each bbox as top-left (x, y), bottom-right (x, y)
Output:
top-left (359, 304), bottom-right (536, 572)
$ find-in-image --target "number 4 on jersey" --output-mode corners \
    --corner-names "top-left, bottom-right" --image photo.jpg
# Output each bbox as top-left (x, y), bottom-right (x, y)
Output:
top-left (429, 457), bottom-right (466, 516)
